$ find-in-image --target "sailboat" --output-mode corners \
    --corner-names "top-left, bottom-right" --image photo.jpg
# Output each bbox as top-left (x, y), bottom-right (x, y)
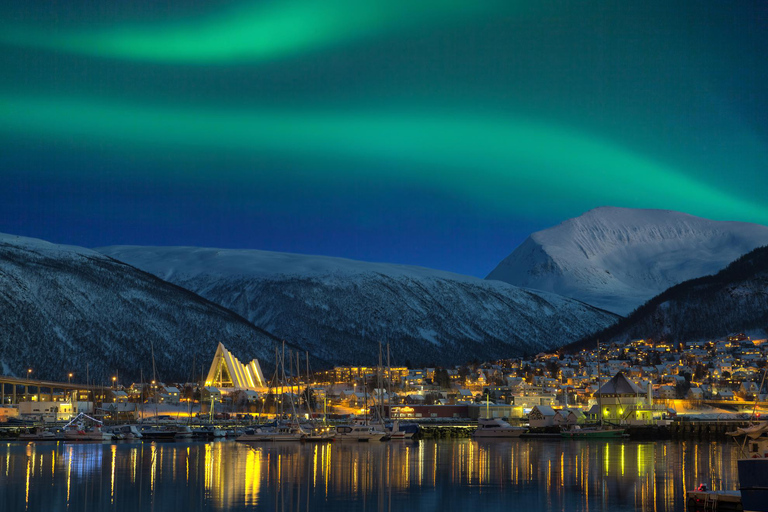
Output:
top-left (237, 343), bottom-right (309, 442)
top-left (299, 351), bottom-right (335, 442)
top-left (63, 412), bottom-right (113, 441)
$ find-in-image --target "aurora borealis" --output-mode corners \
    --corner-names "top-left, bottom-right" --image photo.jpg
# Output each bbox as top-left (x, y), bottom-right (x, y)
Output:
top-left (2, 1), bottom-right (767, 276)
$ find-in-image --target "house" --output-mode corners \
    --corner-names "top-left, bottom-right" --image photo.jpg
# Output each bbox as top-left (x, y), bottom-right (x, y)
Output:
top-left (528, 405), bottom-right (556, 428)
top-left (160, 386), bottom-right (180, 404)
top-left (405, 394), bottom-right (426, 405)
top-left (554, 408), bottom-right (586, 426)
top-left (231, 389), bottom-right (260, 405)
top-left (657, 385), bottom-right (676, 400)
top-left (456, 389), bottom-right (475, 402)
top-left (201, 386), bottom-right (222, 403)
top-left (718, 390), bottom-right (735, 401)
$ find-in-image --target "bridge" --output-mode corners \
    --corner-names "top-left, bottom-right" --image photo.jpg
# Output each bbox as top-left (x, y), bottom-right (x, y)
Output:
top-left (0, 375), bottom-right (101, 405)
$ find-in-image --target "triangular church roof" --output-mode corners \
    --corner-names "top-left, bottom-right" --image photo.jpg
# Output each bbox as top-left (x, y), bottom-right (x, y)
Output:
top-left (596, 372), bottom-right (643, 395)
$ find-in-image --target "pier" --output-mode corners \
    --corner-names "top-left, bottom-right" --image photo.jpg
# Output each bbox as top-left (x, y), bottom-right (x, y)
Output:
top-left (686, 489), bottom-right (742, 512)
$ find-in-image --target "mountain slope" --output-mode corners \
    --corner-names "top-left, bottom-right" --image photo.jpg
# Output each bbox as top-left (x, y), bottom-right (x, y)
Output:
top-left (486, 207), bottom-right (768, 315)
top-left (0, 233), bottom-right (282, 382)
top-left (565, 245), bottom-right (768, 350)
top-left (97, 246), bottom-right (619, 366)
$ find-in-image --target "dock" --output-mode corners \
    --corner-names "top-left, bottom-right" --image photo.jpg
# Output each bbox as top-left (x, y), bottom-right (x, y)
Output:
top-left (686, 489), bottom-right (742, 512)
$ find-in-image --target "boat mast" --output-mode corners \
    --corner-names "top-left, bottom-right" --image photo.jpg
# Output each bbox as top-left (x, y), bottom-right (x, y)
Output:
top-left (597, 339), bottom-right (602, 426)
top-left (377, 342), bottom-right (384, 423)
top-left (297, 351), bottom-right (302, 416)
top-left (305, 351), bottom-right (312, 419)
top-left (387, 343), bottom-right (392, 421)
top-left (151, 340), bottom-right (159, 422)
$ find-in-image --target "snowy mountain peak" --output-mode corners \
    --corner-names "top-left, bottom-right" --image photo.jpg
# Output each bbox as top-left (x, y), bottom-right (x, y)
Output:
top-left (486, 208), bottom-right (768, 315)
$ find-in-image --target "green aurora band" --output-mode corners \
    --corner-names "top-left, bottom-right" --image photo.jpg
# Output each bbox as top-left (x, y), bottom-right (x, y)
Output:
top-left (3, 93), bottom-right (767, 224)
top-left (0, 0), bottom-right (504, 63)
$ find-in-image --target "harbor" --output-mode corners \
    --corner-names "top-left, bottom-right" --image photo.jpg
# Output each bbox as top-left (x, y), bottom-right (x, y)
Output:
top-left (0, 437), bottom-right (748, 512)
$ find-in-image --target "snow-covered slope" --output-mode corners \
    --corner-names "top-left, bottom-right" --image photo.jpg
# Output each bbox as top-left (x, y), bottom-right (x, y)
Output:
top-left (0, 233), bottom-right (281, 382)
top-left (486, 207), bottom-right (768, 315)
top-left (98, 246), bottom-right (619, 366)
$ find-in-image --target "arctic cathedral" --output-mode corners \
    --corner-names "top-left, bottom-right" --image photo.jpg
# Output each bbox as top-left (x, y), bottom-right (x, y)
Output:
top-left (204, 342), bottom-right (266, 391)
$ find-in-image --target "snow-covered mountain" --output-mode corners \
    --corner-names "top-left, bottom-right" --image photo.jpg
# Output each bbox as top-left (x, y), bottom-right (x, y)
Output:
top-left (98, 246), bottom-right (619, 366)
top-left (486, 207), bottom-right (768, 315)
top-left (0, 233), bottom-right (282, 382)
top-left (568, 244), bottom-right (768, 349)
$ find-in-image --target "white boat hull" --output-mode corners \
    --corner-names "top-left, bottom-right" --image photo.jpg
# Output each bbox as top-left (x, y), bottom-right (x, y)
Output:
top-left (64, 431), bottom-right (113, 441)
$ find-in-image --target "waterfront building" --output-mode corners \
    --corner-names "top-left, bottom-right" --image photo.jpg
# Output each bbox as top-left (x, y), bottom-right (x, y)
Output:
top-left (595, 372), bottom-right (671, 425)
top-left (18, 400), bottom-right (74, 422)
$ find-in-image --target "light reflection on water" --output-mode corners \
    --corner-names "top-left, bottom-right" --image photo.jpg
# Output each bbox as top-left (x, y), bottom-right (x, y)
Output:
top-left (0, 439), bottom-right (739, 512)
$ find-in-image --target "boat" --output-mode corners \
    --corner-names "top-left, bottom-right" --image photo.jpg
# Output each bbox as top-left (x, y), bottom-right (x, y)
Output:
top-left (334, 424), bottom-right (387, 442)
top-left (169, 424), bottom-right (194, 439)
top-left (560, 425), bottom-right (626, 439)
top-left (138, 424), bottom-right (178, 441)
top-left (727, 421), bottom-right (768, 512)
top-left (18, 427), bottom-right (62, 441)
top-left (394, 422), bottom-right (419, 439)
top-left (192, 425), bottom-right (226, 438)
top-left (236, 343), bottom-right (310, 443)
top-left (387, 421), bottom-right (407, 440)
top-left (473, 418), bottom-right (526, 438)
top-left (104, 424), bottom-right (142, 440)
top-left (302, 423), bottom-right (335, 442)
top-left (236, 423), bottom-right (307, 442)
top-left (63, 413), bottom-right (113, 441)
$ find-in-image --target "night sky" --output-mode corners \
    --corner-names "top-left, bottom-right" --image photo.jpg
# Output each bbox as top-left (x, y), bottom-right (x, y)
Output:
top-left (1, 1), bottom-right (767, 277)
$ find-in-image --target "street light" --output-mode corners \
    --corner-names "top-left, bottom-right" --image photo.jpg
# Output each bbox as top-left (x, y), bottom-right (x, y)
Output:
top-left (112, 376), bottom-right (117, 388)
top-left (27, 368), bottom-right (32, 380)
top-left (68, 373), bottom-right (73, 384)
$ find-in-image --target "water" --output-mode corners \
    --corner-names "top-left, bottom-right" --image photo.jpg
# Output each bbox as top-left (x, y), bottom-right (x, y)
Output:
top-left (0, 438), bottom-right (741, 512)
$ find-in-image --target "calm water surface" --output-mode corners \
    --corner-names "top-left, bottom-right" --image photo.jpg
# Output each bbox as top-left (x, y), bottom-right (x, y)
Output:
top-left (0, 438), bottom-right (740, 512)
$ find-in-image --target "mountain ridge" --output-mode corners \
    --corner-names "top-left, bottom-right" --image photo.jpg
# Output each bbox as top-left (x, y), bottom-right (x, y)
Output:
top-left (564, 244), bottom-right (768, 351)
top-left (98, 245), bottom-right (619, 366)
top-left (486, 207), bottom-right (768, 315)
top-left (0, 232), bottom-right (287, 382)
